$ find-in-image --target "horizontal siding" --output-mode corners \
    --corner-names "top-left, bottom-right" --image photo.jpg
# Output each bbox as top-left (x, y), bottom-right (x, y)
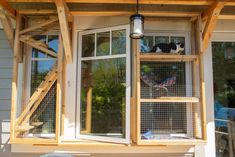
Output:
top-left (0, 58), bottom-right (12, 68)
top-left (0, 39), bottom-right (11, 49)
top-left (0, 68), bottom-right (12, 79)
top-left (0, 89), bottom-right (11, 100)
top-left (0, 48), bottom-right (13, 58)
top-left (0, 29), bottom-right (12, 156)
top-left (0, 100), bottom-right (11, 110)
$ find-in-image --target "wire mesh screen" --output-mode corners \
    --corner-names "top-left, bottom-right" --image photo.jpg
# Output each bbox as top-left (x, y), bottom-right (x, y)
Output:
top-left (29, 82), bottom-right (57, 135)
top-left (140, 102), bottom-right (198, 140)
top-left (140, 61), bottom-right (199, 98)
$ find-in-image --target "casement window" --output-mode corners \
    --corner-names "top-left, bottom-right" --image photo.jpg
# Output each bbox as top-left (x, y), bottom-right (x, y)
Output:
top-left (76, 25), bottom-right (131, 143)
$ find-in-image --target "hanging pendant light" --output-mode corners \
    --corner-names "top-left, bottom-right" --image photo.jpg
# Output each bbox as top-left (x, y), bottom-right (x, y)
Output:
top-left (130, 0), bottom-right (144, 39)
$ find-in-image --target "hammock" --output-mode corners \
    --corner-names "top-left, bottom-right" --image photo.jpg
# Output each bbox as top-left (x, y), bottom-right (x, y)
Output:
top-left (140, 72), bottom-right (176, 93)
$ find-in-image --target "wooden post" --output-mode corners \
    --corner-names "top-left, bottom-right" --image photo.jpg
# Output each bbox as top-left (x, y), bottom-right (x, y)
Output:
top-left (197, 15), bottom-right (207, 140)
top-left (56, 34), bottom-right (63, 143)
top-left (10, 13), bottom-right (22, 142)
top-left (136, 39), bottom-right (141, 144)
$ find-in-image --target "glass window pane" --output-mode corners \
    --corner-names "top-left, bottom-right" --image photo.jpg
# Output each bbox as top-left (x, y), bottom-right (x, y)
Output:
top-left (48, 35), bottom-right (58, 52)
top-left (112, 30), bottom-right (126, 55)
top-left (97, 32), bottom-right (110, 56)
top-left (80, 58), bottom-right (126, 138)
top-left (155, 36), bottom-right (169, 44)
top-left (141, 36), bottom-right (153, 53)
top-left (212, 42), bottom-right (235, 156)
top-left (82, 34), bottom-right (95, 57)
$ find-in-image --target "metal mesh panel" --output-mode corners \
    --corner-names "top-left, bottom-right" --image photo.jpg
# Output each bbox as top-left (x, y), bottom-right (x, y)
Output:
top-left (140, 61), bottom-right (199, 98)
top-left (140, 102), bottom-right (197, 140)
top-left (29, 82), bottom-right (57, 135)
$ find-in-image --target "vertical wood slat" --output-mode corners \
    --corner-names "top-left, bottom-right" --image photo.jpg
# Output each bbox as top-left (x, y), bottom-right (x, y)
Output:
top-left (197, 15), bottom-right (207, 140)
top-left (10, 13), bottom-right (22, 142)
top-left (56, 34), bottom-right (63, 143)
top-left (136, 40), bottom-right (141, 144)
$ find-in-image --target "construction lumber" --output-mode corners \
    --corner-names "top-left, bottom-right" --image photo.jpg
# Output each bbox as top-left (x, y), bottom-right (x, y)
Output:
top-left (0, 9), bottom-right (14, 48)
top-left (55, 0), bottom-right (73, 63)
top-left (15, 66), bottom-right (57, 127)
top-left (20, 35), bottom-right (57, 58)
top-left (140, 54), bottom-right (198, 62)
top-left (55, 34), bottom-right (63, 143)
top-left (6, 0), bottom-right (235, 6)
top-left (10, 13), bottom-right (22, 142)
top-left (202, 2), bottom-right (225, 51)
top-left (15, 124), bottom-right (34, 132)
top-left (0, 0), bottom-right (16, 18)
top-left (19, 17), bottom-right (58, 35)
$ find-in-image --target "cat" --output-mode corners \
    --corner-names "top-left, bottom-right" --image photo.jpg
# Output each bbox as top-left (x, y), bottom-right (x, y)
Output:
top-left (150, 42), bottom-right (184, 54)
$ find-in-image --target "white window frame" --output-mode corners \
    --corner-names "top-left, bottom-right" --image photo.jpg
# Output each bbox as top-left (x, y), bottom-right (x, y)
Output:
top-left (76, 25), bottom-right (131, 144)
top-left (140, 31), bottom-right (194, 138)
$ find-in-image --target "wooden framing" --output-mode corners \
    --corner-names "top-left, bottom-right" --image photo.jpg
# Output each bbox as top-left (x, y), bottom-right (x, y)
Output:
top-left (202, 2), bottom-right (225, 51)
top-left (19, 17), bottom-right (58, 35)
top-left (0, 0), bottom-right (16, 18)
top-left (6, 0), bottom-right (235, 6)
top-left (140, 54), bottom-right (198, 62)
top-left (10, 13), bottom-right (22, 142)
top-left (0, 9), bottom-right (14, 48)
top-left (55, 0), bottom-right (73, 63)
top-left (15, 66), bottom-right (57, 126)
top-left (140, 97), bottom-right (199, 103)
top-left (20, 35), bottom-right (58, 58)
top-left (55, 34), bottom-right (63, 143)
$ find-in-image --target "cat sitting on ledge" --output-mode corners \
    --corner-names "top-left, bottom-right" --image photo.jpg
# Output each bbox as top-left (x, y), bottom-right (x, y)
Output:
top-left (150, 42), bottom-right (184, 54)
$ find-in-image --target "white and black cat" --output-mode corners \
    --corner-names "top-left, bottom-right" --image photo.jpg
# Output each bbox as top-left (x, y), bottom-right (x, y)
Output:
top-left (150, 42), bottom-right (184, 54)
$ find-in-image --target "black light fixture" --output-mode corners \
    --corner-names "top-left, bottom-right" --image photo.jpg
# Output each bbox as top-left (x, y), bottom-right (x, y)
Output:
top-left (130, 0), bottom-right (144, 39)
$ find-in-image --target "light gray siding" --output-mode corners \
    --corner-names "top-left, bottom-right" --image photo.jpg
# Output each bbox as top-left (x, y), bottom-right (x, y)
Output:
top-left (0, 29), bottom-right (12, 156)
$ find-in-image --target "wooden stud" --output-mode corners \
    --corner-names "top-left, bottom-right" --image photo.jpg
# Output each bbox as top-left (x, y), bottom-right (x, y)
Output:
top-left (140, 54), bottom-right (198, 62)
top-left (15, 66), bottom-right (57, 127)
top-left (0, 0), bottom-right (16, 19)
top-left (55, 34), bottom-right (63, 143)
top-left (136, 39), bottom-right (141, 144)
top-left (6, 0), bottom-right (235, 6)
top-left (10, 13), bottom-right (22, 143)
top-left (20, 35), bottom-right (58, 58)
top-left (202, 2), bottom-right (225, 51)
top-left (18, 74), bottom-right (57, 126)
top-left (196, 16), bottom-right (207, 141)
top-left (0, 9), bottom-right (14, 48)
top-left (19, 17), bottom-right (58, 35)
top-left (55, 0), bottom-right (73, 63)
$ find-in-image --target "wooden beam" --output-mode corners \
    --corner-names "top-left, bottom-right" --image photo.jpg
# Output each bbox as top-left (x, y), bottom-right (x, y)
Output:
top-left (140, 54), bottom-right (198, 62)
top-left (19, 17), bottom-right (58, 35)
top-left (10, 13), bottom-right (22, 142)
top-left (56, 34), bottom-right (63, 143)
top-left (15, 66), bottom-right (57, 127)
top-left (202, 2), bottom-right (225, 51)
top-left (0, 9), bottom-right (14, 48)
top-left (70, 11), bottom-right (199, 17)
top-left (0, 0), bottom-right (16, 18)
top-left (20, 35), bottom-right (57, 58)
top-left (6, 0), bottom-right (235, 6)
top-left (55, 0), bottom-right (73, 63)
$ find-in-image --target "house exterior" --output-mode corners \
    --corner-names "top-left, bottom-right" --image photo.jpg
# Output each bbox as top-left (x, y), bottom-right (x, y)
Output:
top-left (0, 0), bottom-right (235, 157)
